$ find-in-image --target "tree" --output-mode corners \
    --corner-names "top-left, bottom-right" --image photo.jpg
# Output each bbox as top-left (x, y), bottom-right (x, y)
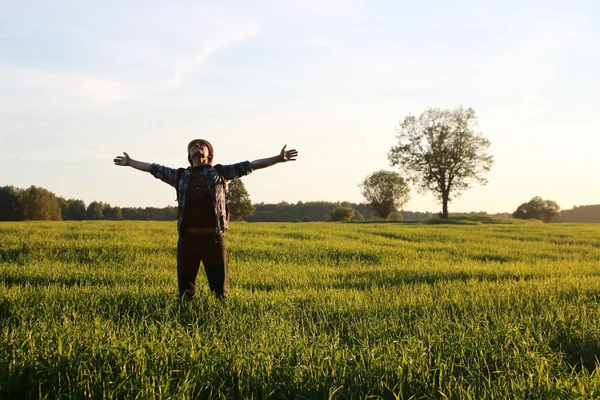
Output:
top-left (556, 204), bottom-right (600, 223)
top-left (58, 197), bottom-right (86, 220)
top-left (67, 199), bottom-right (87, 220)
top-left (388, 107), bottom-right (493, 219)
top-left (351, 209), bottom-right (365, 221)
top-left (388, 210), bottom-right (404, 221)
top-left (513, 196), bottom-right (560, 223)
top-left (330, 207), bottom-right (354, 222)
top-left (226, 179), bottom-right (255, 221)
top-left (359, 170), bottom-right (410, 219)
top-left (17, 186), bottom-right (62, 220)
top-left (102, 205), bottom-right (122, 220)
top-left (86, 201), bottom-right (105, 220)
top-left (57, 196), bottom-right (68, 218)
top-left (0, 186), bottom-right (20, 221)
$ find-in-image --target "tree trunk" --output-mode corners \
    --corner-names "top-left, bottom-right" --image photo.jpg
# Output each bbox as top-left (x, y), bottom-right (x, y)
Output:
top-left (441, 192), bottom-right (449, 219)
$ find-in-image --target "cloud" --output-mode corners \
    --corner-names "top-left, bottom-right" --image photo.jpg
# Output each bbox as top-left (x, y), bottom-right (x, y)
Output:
top-left (161, 27), bottom-right (259, 90)
top-left (0, 64), bottom-right (131, 112)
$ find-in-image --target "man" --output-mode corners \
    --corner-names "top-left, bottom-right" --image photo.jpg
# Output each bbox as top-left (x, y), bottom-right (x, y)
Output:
top-left (113, 140), bottom-right (298, 299)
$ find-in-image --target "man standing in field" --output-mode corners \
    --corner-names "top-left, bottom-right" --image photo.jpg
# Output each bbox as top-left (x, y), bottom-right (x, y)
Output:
top-left (113, 140), bottom-right (298, 299)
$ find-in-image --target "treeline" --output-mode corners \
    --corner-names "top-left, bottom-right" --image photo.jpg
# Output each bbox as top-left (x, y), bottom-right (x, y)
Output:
top-left (0, 186), bottom-right (429, 222)
top-left (248, 202), bottom-right (443, 222)
top-left (2, 185), bottom-right (596, 223)
top-left (0, 185), bottom-right (487, 222)
top-left (556, 205), bottom-right (600, 223)
top-left (0, 186), bottom-right (177, 221)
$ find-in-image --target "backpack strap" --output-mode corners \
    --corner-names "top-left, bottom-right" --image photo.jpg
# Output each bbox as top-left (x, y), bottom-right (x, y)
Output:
top-left (175, 167), bottom-right (185, 202)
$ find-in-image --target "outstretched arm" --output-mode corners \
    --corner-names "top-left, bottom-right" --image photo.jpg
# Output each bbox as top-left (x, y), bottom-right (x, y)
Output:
top-left (250, 145), bottom-right (298, 171)
top-left (114, 152), bottom-right (178, 187)
top-left (113, 152), bottom-right (151, 172)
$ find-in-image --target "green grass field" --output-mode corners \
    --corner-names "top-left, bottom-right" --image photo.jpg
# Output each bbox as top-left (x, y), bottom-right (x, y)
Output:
top-left (1, 221), bottom-right (599, 399)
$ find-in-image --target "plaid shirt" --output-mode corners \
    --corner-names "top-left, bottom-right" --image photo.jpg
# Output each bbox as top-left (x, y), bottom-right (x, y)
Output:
top-left (149, 162), bottom-right (252, 234)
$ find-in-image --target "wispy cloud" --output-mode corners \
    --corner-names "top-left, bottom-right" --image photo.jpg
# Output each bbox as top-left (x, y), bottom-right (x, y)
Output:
top-left (0, 64), bottom-right (131, 112)
top-left (161, 27), bottom-right (258, 90)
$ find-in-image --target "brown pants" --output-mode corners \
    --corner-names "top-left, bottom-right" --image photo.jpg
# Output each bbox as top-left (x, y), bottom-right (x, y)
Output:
top-left (177, 232), bottom-right (227, 299)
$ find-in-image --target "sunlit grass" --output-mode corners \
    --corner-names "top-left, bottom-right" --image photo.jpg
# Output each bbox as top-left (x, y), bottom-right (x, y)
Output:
top-left (1, 221), bottom-right (599, 398)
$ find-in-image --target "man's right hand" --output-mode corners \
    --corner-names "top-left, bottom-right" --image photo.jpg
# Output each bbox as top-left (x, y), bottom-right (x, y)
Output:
top-left (113, 152), bottom-right (131, 166)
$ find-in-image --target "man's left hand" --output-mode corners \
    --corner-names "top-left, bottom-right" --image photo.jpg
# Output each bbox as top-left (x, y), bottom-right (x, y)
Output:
top-left (280, 145), bottom-right (298, 162)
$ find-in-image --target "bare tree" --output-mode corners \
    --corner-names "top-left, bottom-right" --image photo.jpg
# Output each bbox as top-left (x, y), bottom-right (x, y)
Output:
top-left (389, 107), bottom-right (493, 219)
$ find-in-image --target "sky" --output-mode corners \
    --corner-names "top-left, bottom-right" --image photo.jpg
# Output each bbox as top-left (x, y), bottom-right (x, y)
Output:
top-left (1, 0), bottom-right (599, 214)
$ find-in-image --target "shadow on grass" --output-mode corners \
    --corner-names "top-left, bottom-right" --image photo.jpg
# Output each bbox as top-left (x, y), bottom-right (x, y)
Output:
top-left (0, 298), bottom-right (15, 326)
top-left (0, 287), bottom-right (226, 331)
top-left (237, 269), bottom-right (542, 293)
top-left (550, 329), bottom-right (600, 373)
top-left (370, 231), bottom-right (447, 243)
top-left (329, 269), bottom-right (540, 290)
top-left (229, 247), bottom-right (381, 265)
top-left (0, 245), bottom-right (171, 265)
top-left (423, 216), bottom-right (528, 225)
top-left (0, 273), bottom-right (160, 288)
